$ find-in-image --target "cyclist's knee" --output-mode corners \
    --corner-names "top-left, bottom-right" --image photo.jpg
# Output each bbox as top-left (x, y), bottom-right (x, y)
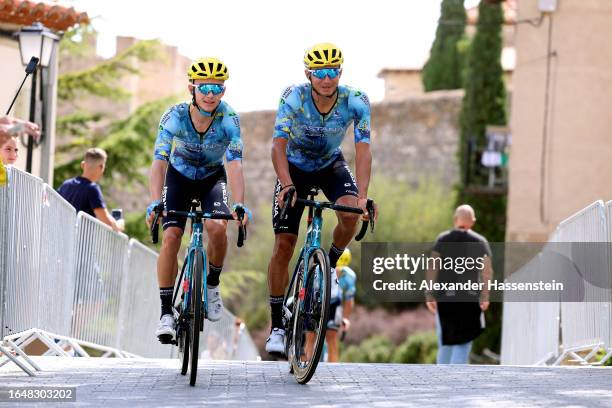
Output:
top-left (162, 228), bottom-right (183, 251)
top-left (338, 211), bottom-right (360, 226)
top-left (207, 220), bottom-right (228, 242)
top-left (273, 234), bottom-right (297, 261)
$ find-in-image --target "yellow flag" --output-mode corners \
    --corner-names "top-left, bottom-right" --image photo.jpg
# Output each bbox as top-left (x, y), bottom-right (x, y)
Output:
top-left (0, 162), bottom-right (6, 187)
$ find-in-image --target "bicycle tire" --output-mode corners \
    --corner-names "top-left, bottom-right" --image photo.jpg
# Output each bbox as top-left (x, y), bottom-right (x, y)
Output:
top-left (291, 248), bottom-right (330, 384)
top-left (178, 303), bottom-right (189, 375)
top-left (189, 250), bottom-right (204, 386)
top-left (284, 257), bottom-right (304, 368)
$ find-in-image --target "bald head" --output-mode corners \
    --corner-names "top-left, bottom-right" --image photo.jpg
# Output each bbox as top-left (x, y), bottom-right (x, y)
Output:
top-left (454, 204), bottom-right (476, 229)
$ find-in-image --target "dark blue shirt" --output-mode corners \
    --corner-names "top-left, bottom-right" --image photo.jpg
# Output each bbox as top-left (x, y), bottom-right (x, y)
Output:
top-left (57, 176), bottom-right (105, 217)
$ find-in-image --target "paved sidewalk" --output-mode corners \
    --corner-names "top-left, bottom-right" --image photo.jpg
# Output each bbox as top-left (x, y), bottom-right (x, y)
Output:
top-left (0, 357), bottom-right (611, 407)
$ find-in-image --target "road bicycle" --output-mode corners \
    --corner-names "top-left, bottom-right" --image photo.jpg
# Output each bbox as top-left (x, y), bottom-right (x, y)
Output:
top-left (151, 200), bottom-right (245, 386)
top-left (279, 188), bottom-right (375, 384)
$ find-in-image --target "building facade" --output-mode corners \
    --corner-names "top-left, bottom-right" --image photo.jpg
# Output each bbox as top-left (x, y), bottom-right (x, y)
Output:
top-left (506, 0), bottom-right (612, 241)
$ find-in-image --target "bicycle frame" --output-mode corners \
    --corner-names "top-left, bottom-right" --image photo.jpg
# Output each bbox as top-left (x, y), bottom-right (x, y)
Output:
top-left (180, 219), bottom-right (208, 320)
top-left (286, 201), bottom-right (325, 308)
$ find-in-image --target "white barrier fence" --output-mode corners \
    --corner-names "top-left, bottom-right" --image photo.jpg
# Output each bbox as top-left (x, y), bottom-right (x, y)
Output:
top-left (501, 200), bottom-right (612, 365)
top-left (0, 167), bottom-right (259, 360)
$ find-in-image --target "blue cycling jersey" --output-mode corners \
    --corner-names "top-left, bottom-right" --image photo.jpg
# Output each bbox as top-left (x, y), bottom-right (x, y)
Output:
top-left (337, 266), bottom-right (357, 302)
top-left (273, 83), bottom-right (371, 172)
top-left (154, 101), bottom-right (243, 180)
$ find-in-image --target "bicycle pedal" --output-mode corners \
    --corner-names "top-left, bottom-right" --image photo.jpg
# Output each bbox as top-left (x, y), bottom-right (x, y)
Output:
top-left (157, 334), bottom-right (174, 345)
top-left (268, 351), bottom-right (288, 360)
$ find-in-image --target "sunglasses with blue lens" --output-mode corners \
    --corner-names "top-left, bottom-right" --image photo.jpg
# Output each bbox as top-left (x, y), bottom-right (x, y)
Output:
top-left (196, 83), bottom-right (225, 95)
top-left (309, 68), bottom-right (341, 79)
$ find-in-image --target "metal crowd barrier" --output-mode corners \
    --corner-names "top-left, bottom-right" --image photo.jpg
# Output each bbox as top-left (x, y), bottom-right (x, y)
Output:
top-left (71, 212), bottom-right (129, 348)
top-left (117, 239), bottom-right (171, 358)
top-left (0, 167), bottom-right (259, 361)
top-left (553, 201), bottom-right (610, 363)
top-left (501, 200), bottom-right (612, 365)
top-left (500, 254), bottom-right (560, 365)
top-left (0, 169), bottom-right (53, 337)
top-left (604, 200), bottom-right (612, 355)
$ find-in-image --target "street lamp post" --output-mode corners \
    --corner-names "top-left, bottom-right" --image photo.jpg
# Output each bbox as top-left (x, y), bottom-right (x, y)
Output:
top-left (17, 22), bottom-right (59, 174)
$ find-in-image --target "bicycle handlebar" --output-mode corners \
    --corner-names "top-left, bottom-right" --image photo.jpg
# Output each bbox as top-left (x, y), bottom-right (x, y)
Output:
top-left (278, 188), bottom-right (375, 241)
top-left (150, 204), bottom-right (247, 247)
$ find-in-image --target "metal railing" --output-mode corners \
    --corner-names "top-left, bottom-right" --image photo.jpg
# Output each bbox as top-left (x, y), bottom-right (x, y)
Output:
top-left (501, 200), bottom-right (612, 365)
top-left (500, 253), bottom-right (560, 365)
top-left (117, 239), bottom-right (171, 358)
top-left (553, 201), bottom-right (610, 363)
top-left (0, 167), bottom-right (259, 361)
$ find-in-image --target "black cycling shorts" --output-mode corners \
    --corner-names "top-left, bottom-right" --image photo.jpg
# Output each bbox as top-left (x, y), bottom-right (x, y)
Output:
top-left (272, 153), bottom-right (359, 235)
top-left (327, 301), bottom-right (342, 331)
top-left (162, 164), bottom-right (231, 230)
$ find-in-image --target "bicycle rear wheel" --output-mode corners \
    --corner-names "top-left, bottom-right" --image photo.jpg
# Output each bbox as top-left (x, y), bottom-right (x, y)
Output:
top-left (188, 250), bottom-right (204, 386)
top-left (291, 248), bottom-right (330, 384)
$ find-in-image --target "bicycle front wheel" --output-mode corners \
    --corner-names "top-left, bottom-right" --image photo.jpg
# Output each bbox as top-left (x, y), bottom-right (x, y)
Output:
top-left (291, 248), bottom-right (331, 384)
top-left (189, 250), bottom-right (204, 386)
top-left (178, 304), bottom-right (190, 375)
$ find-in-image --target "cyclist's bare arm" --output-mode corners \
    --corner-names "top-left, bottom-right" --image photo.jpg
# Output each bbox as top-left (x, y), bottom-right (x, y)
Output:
top-left (148, 160), bottom-right (168, 225)
top-left (149, 159), bottom-right (168, 202)
top-left (342, 298), bottom-right (354, 320)
top-left (226, 160), bottom-right (245, 204)
top-left (271, 138), bottom-right (295, 207)
top-left (355, 142), bottom-right (376, 219)
top-left (226, 160), bottom-right (248, 225)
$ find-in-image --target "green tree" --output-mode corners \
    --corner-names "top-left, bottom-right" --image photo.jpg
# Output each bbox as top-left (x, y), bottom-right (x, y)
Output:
top-left (54, 25), bottom-right (166, 188)
top-left (457, 0), bottom-right (507, 241)
top-left (457, 0), bottom-right (507, 359)
top-left (422, 0), bottom-right (468, 91)
top-left (53, 95), bottom-right (179, 187)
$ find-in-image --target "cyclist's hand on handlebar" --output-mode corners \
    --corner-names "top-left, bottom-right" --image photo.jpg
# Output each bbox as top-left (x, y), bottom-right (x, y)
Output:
top-left (277, 184), bottom-right (297, 209)
top-left (357, 197), bottom-right (378, 222)
top-left (341, 318), bottom-right (351, 331)
top-left (232, 203), bottom-right (251, 226)
top-left (146, 200), bottom-right (161, 228)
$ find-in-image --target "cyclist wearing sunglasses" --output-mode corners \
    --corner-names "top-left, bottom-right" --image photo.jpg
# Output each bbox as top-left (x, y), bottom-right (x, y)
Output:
top-left (147, 57), bottom-right (250, 344)
top-left (265, 42), bottom-right (377, 354)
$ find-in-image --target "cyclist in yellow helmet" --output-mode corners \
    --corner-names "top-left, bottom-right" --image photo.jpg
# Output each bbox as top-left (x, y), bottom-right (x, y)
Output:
top-left (266, 42), bottom-right (377, 354)
top-left (325, 248), bottom-right (357, 361)
top-left (147, 57), bottom-right (250, 344)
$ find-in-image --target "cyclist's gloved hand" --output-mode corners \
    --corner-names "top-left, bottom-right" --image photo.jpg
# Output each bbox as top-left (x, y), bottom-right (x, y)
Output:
top-left (146, 199), bottom-right (161, 227)
top-left (357, 198), bottom-right (378, 222)
top-left (232, 203), bottom-right (252, 226)
top-left (277, 184), bottom-right (296, 209)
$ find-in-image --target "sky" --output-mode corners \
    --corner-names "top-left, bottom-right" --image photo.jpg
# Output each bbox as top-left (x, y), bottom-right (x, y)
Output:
top-left (64, 0), bottom-right (481, 112)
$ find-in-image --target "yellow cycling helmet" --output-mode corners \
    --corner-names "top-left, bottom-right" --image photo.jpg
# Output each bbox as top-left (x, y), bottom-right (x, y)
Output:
top-left (303, 42), bottom-right (344, 69)
top-left (336, 248), bottom-right (352, 268)
top-left (188, 57), bottom-right (229, 81)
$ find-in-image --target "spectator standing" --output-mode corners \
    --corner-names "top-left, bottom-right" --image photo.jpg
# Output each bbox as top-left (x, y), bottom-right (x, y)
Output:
top-left (57, 148), bottom-right (124, 232)
top-left (426, 204), bottom-right (492, 364)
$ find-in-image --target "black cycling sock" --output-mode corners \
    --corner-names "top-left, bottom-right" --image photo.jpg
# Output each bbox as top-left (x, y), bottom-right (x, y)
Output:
top-left (270, 295), bottom-right (284, 330)
top-left (160, 287), bottom-right (174, 317)
top-left (207, 263), bottom-right (222, 287)
top-left (329, 244), bottom-right (345, 269)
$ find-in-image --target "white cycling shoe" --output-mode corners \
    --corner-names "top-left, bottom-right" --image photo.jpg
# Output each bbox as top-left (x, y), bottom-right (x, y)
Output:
top-left (207, 285), bottom-right (224, 322)
top-left (265, 328), bottom-right (286, 355)
top-left (155, 314), bottom-right (176, 344)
